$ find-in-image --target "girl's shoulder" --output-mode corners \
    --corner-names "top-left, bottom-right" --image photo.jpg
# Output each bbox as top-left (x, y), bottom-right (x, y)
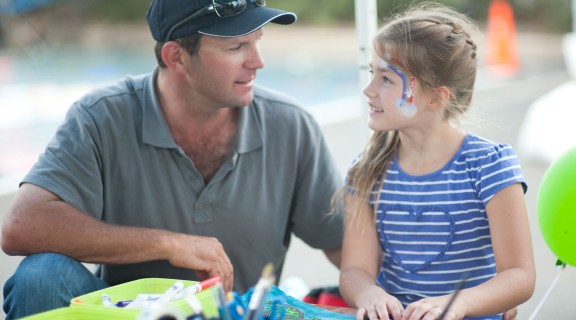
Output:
top-left (462, 134), bottom-right (527, 200)
top-left (460, 133), bottom-right (519, 163)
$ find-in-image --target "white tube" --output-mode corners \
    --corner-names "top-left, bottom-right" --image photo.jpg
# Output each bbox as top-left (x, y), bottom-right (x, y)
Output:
top-left (527, 263), bottom-right (566, 320)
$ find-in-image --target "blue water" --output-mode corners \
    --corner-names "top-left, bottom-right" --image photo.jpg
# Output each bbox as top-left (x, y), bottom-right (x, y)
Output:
top-left (2, 45), bottom-right (358, 104)
top-left (0, 45), bottom-right (359, 176)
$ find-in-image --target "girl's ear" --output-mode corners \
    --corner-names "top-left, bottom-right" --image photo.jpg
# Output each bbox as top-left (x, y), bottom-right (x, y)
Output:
top-left (428, 86), bottom-right (451, 110)
top-left (161, 42), bottom-right (187, 72)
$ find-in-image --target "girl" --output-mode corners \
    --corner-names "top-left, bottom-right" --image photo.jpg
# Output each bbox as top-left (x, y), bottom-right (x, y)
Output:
top-left (339, 4), bottom-right (535, 320)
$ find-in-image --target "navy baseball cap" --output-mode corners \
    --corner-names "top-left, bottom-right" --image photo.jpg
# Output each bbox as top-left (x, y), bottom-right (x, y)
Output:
top-left (146, 0), bottom-right (297, 41)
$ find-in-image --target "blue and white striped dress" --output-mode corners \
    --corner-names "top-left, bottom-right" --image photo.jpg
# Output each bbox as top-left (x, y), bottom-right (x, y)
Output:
top-left (372, 133), bottom-right (526, 320)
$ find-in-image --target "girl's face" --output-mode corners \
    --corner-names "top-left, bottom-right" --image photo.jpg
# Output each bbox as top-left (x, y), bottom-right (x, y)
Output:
top-left (363, 51), bottom-right (420, 132)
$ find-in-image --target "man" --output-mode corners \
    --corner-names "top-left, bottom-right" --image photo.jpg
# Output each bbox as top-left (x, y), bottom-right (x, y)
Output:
top-left (1, 0), bottom-right (343, 318)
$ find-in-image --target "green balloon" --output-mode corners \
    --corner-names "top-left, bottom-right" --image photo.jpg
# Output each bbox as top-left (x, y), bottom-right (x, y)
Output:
top-left (537, 146), bottom-right (576, 266)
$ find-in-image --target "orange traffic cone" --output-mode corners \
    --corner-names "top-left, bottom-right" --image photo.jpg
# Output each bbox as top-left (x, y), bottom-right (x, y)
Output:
top-left (486, 0), bottom-right (520, 77)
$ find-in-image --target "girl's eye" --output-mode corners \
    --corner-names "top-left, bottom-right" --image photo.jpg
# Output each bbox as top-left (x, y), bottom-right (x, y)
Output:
top-left (383, 76), bottom-right (393, 84)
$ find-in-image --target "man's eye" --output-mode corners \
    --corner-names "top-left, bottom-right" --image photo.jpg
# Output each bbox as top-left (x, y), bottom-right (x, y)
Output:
top-left (228, 44), bottom-right (242, 51)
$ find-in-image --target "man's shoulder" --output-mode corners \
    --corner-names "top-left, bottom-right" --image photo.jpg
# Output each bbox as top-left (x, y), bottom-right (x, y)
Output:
top-left (80, 73), bottom-right (151, 109)
top-left (252, 85), bottom-right (315, 120)
top-left (253, 85), bottom-right (302, 108)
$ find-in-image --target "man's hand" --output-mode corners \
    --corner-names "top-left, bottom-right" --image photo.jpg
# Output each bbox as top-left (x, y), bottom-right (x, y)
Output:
top-left (168, 234), bottom-right (234, 292)
top-left (2, 183), bottom-right (235, 292)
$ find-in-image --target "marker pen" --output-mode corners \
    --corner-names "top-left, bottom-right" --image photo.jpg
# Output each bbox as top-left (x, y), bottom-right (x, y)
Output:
top-left (116, 300), bottom-right (136, 308)
top-left (244, 263), bottom-right (275, 320)
top-left (215, 282), bottom-right (232, 320)
top-left (136, 304), bottom-right (185, 320)
top-left (185, 292), bottom-right (206, 320)
top-left (117, 294), bottom-right (161, 308)
top-left (173, 276), bottom-right (222, 301)
top-left (153, 281), bottom-right (185, 306)
top-left (124, 294), bottom-right (153, 310)
top-left (101, 294), bottom-right (116, 308)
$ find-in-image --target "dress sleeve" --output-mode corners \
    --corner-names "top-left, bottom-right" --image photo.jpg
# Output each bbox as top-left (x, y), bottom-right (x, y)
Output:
top-left (475, 143), bottom-right (527, 206)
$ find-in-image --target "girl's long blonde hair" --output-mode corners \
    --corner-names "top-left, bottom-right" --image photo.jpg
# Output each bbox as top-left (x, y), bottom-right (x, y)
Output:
top-left (344, 3), bottom-right (479, 222)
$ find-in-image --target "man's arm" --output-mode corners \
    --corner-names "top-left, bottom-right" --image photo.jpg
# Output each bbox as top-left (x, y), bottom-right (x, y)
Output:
top-left (1, 183), bottom-right (234, 291)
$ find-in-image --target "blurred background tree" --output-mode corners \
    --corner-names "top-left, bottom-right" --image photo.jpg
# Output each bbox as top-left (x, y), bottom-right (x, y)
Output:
top-left (83, 0), bottom-right (573, 32)
top-left (0, 0), bottom-right (572, 49)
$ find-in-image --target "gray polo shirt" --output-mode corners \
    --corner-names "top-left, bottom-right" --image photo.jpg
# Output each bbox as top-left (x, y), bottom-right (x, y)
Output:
top-left (23, 69), bottom-right (343, 292)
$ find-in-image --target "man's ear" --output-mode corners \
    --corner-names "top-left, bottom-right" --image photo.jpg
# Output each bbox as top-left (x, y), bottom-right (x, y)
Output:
top-left (161, 41), bottom-right (187, 71)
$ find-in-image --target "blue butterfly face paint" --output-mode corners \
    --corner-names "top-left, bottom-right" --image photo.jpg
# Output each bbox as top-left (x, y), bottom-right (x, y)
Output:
top-left (385, 62), bottom-right (417, 117)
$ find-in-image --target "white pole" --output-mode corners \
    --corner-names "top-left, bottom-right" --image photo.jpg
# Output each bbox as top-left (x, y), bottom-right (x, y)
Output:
top-left (565, 0), bottom-right (576, 79)
top-left (572, 0), bottom-right (576, 32)
top-left (354, 0), bottom-right (378, 138)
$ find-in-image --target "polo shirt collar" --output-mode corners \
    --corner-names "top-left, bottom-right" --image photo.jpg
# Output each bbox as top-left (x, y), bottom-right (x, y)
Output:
top-left (141, 68), bottom-right (262, 154)
top-left (236, 103), bottom-right (262, 153)
top-left (141, 69), bottom-right (177, 149)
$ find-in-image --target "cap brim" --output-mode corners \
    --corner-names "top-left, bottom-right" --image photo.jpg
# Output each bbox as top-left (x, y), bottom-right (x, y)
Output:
top-left (198, 6), bottom-right (296, 37)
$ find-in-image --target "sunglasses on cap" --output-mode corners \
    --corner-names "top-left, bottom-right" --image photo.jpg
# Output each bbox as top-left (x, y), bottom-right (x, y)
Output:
top-left (166, 0), bottom-right (266, 40)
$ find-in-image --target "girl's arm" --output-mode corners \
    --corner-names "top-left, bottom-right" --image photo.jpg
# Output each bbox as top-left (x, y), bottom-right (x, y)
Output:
top-left (339, 194), bottom-right (404, 320)
top-left (461, 182), bottom-right (536, 316)
top-left (402, 183), bottom-right (536, 320)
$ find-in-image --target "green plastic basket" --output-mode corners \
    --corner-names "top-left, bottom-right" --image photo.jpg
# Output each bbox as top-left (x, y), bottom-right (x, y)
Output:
top-left (20, 306), bottom-right (134, 319)
top-left (70, 278), bottom-right (219, 318)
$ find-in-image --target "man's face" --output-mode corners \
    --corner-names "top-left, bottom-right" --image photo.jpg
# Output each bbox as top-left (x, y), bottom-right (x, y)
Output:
top-left (186, 29), bottom-right (265, 110)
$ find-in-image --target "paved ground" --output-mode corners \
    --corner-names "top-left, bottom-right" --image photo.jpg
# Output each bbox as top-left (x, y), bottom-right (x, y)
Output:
top-left (1, 24), bottom-right (575, 319)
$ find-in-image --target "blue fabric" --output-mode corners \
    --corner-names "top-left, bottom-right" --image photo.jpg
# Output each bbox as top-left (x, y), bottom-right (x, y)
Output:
top-left (373, 133), bottom-right (526, 320)
top-left (3, 253), bottom-right (108, 319)
top-left (242, 285), bottom-right (355, 320)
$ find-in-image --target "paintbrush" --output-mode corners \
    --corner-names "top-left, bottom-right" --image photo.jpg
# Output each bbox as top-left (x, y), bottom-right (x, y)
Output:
top-left (244, 263), bottom-right (275, 320)
top-left (438, 273), bottom-right (469, 320)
